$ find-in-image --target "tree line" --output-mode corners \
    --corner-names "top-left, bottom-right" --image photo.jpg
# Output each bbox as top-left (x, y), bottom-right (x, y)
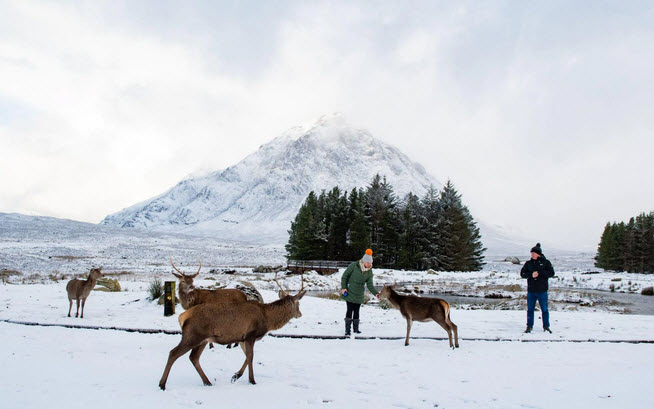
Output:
top-left (286, 174), bottom-right (485, 271)
top-left (595, 211), bottom-right (654, 273)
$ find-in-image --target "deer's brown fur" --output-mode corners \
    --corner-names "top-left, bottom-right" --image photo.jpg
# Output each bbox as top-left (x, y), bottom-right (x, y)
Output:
top-left (170, 257), bottom-right (248, 310)
top-left (379, 284), bottom-right (459, 349)
top-left (158, 289), bottom-right (306, 390)
top-left (66, 267), bottom-right (103, 318)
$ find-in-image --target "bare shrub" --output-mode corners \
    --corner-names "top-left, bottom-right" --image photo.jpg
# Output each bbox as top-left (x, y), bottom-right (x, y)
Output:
top-left (148, 277), bottom-right (164, 301)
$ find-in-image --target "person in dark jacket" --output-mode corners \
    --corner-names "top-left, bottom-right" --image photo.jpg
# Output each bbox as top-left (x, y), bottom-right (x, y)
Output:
top-left (520, 243), bottom-right (555, 333)
top-left (340, 249), bottom-right (379, 336)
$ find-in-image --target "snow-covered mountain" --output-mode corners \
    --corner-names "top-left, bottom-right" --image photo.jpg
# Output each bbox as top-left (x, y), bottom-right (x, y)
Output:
top-left (101, 114), bottom-right (441, 244)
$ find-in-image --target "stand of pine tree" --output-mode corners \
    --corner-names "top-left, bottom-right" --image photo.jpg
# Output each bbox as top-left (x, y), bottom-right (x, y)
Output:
top-left (286, 175), bottom-right (486, 271)
top-left (595, 212), bottom-right (654, 273)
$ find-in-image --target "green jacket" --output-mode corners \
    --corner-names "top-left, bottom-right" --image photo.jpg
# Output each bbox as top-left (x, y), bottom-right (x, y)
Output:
top-left (341, 260), bottom-right (378, 304)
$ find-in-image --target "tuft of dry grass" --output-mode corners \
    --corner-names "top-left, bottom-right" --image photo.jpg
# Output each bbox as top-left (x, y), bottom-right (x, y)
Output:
top-left (1, 269), bottom-right (22, 284)
top-left (95, 278), bottom-right (121, 292)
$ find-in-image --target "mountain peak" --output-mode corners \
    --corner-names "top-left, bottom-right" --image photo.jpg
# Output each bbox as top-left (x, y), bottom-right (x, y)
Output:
top-left (102, 116), bottom-right (441, 244)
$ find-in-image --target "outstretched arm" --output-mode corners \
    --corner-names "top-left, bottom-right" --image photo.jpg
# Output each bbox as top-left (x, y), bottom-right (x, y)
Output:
top-left (366, 272), bottom-right (378, 296)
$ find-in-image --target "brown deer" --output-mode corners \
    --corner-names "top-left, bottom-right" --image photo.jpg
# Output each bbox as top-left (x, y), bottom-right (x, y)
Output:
top-left (379, 284), bottom-right (459, 349)
top-left (66, 267), bottom-right (104, 318)
top-left (171, 256), bottom-right (252, 349)
top-left (158, 277), bottom-right (306, 390)
top-left (170, 256), bottom-right (248, 310)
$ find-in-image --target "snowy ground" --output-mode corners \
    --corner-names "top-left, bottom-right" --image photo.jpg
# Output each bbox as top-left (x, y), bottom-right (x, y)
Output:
top-left (1, 282), bottom-right (654, 409)
top-left (2, 214), bottom-right (654, 408)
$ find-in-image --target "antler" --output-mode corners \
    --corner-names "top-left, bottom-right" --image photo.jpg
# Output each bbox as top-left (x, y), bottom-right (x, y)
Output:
top-left (170, 256), bottom-right (184, 275)
top-left (274, 271), bottom-right (288, 297)
top-left (298, 272), bottom-right (305, 293)
top-left (170, 256), bottom-right (202, 277)
top-left (195, 258), bottom-right (202, 276)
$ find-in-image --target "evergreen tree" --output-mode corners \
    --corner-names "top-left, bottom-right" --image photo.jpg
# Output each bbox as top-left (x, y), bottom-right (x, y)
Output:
top-left (595, 213), bottom-right (654, 273)
top-left (397, 192), bottom-right (426, 269)
top-left (285, 191), bottom-right (326, 260)
top-left (595, 222), bottom-right (612, 269)
top-left (419, 185), bottom-right (442, 269)
top-left (365, 174), bottom-right (400, 267)
top-left (435, 180), bottom-right (485, 271)
top-left (609, 222), bottom-right (626, 271)
top-left (347, 187), bottom-right (370, 260)
top-left (286, 176), bottom-right (487, 271)
top-left (624, 217), bottom-right (637, 273)
top-left (324, 187), bottom-right (349, 260)
top-left (633, 212), bottom-right (654, 273)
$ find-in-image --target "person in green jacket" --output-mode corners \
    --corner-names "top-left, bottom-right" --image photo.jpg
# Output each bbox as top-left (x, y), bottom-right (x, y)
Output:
top-left (340, 249), bottom-right (380, 336)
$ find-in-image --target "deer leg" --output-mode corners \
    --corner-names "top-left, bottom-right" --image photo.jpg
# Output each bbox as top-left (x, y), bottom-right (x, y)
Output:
top-left (448, 319), bottom-right (459, 348)
top-left (245, 340), bottom-right (256, 384)
top-left (80, 298), bottom-right (86, 318)
top-left (189, 342), bottom-right (212, 386)
top-left (232, 343), bottom-right (248, 383)
top-left (435, 319), bottom-right (454, 349)
top-left (159, 339), bottom-right (195, 390)
top-left (405, 317), bottom-right (413, 346)
top-left (67, 298), bottom-right (72, 317)
top-left (75, 298), bottom-right (80, 317)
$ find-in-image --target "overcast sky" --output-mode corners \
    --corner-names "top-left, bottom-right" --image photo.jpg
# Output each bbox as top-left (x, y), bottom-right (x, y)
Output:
top-left (1, 1), bottom-right (653, 251)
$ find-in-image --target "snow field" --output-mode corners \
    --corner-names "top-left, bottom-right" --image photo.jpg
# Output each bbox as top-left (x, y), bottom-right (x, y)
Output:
top-left (1, 321), bottom-right (651, 409)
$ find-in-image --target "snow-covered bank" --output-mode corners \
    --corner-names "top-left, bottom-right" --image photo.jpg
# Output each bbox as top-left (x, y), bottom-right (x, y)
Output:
top-left (2, 275), bottom-right (654, 409)
top-left (1, 319), bottom-right (652, 409)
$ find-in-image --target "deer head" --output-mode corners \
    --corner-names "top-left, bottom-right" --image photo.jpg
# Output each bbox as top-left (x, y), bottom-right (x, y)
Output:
top-left (89, 267), bottom-right (104, 280)
top-left (170, 256), bottom-right (202, 291)
top-left (378, 283), bottom-right (397, 300)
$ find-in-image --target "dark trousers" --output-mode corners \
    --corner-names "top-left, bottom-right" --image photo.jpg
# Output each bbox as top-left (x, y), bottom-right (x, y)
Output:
top-left (345, 301), bottom-right (361, 319)
top-left (527, 291), bottom-right (550, 328)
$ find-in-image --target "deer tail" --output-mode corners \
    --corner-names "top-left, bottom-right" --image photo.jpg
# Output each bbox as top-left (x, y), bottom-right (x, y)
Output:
top-left (440, 299), bottom-right (452, 323)
top-left (178, 309), bottom-right (192, 329)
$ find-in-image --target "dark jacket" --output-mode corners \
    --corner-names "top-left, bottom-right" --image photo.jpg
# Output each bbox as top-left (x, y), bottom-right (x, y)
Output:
top-left (520, 255), bottom-right (555, 292)
top-left (341, 260), bottom-right (378, 304)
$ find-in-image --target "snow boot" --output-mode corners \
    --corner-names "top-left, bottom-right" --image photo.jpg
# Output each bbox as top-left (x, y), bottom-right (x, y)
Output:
top-left (524, 326), bottom-right (533, 333)
top-left (353, 319), bottom-right (361, 334)
top-left (344, 318), bottom-right (352, 336)
top-left (544, 327), bottom-right (552, 333)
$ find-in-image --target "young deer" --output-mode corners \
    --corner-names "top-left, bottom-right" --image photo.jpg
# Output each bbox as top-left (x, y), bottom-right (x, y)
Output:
top-left (66, 267), bottom-right (104, 318)
top-left (170, 256), bottom-right (248, 310)
top-left (379, 284), bottom-right (459, 349)
top-left (158, 278), bottom-right (306, 390)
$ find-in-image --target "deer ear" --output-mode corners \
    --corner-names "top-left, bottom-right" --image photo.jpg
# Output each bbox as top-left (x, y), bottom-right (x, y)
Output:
top-left (190, 272), bottom-right (200, 279)
top-left (172, 272), bottom-right (183, 279)
top-left (391, 283), bottom-right (397, 289)
top-left (295, 290), bottom-right (307, 300)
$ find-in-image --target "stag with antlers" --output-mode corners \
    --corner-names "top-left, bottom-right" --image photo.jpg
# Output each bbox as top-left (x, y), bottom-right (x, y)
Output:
top-left (158, 274), bottom-right (306, 389)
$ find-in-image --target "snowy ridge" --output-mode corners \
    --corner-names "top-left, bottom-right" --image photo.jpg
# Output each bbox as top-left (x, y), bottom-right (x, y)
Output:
top-left (101, 114), bottom-right (441, 244)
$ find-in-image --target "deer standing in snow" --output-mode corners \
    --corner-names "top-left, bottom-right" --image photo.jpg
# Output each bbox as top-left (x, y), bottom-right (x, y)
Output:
top-left (170, 256), bottom-right (249, 310)
top-left (379, 284), bottom-right (459, 349)
top-left (66, 267), bottom-right (103, 318)
top-left (158, 275), bottom-right (306, 390)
